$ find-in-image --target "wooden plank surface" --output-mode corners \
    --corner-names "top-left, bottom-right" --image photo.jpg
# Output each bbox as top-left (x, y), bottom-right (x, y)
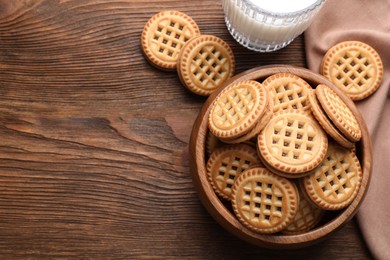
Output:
top-left (0, 0), bottom-right (372, 259)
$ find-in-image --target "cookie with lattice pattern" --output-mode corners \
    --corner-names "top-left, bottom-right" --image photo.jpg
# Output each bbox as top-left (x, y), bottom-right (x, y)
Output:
top-left (263, 73), bottom-right (312, 113)
top-left (316, 84), bottom-right (361, 142)
top-left (258, 110), bottom-right (328, 176)
top-left (141, 11), bottom-right (200, 71)
top-left (283, 188), bottom-right (324, 234)
top-left (220, 92), bottom-right (274, 144)
top-left (231, 167), bottom-right (298, 234)
top-left (308, 89), bottom-right (354, 148)
top-left (177, 35), bottom-right (235, 96)
top-left (301, 142), bottom-right (362, 210)
top-left (207, 144), bottom-right (261, 200)
top-left (321, 41), bottom-right (383, 100)
top-left (208, 80), bottom-right (269, 140)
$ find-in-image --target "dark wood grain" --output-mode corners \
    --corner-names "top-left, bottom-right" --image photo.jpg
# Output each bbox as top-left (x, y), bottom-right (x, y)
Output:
top-left (0, 0), bottom-right (372, 259)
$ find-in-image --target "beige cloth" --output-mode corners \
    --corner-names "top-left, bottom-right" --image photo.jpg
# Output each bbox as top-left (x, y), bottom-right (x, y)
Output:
top-left (304, 0), bottom-right (390, 259)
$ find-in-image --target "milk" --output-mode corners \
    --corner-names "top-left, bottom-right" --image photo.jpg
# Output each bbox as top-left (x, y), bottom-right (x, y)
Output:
top-left (222, 0), bottom-right (325, 52)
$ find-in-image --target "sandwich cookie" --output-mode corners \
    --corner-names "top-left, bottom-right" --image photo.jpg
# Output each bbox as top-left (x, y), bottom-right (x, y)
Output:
top-left (308, 89), bottom-right (354, 148)
top-left (208, 80), bottom-right (269, 141)
top-left (177, 35), bottom-right (235, 96)
top-left (321, 41), bottom-right (383, 100)
top-left (141, 10), bottom-right (200, 70)
top-left (301, 142), bottom-right (363, 210)
top-left (231, 167), bottom-right (299, 234)
top-left (262, 72), bottom-right (312, 113)
top-left (316, 84), bottom-right (361, 142)
top-left (258, 110), bottom-right (328, 176)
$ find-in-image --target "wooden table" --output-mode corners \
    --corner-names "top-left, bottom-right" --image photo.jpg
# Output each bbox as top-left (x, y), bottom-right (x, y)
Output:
top-left (0, 1), bottom-right (372, 258)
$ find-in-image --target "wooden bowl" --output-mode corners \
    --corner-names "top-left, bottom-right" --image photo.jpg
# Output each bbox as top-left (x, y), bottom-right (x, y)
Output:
top-left (189, 65), bottom-right (372, 249)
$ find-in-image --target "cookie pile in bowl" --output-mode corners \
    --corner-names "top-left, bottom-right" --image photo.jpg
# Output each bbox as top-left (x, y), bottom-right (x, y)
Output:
top-left (189, 65), bottom-right (371, 249)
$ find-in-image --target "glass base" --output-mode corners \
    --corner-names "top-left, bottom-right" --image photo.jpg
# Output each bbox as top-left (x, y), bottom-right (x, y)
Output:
top-left (225, 17), bottom-right (294, 52)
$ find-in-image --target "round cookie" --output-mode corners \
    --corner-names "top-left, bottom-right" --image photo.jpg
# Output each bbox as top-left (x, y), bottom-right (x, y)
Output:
top-left (316, 84), bottom-right (361, 142)
top-left (262, 72), bottom-right (312, 113)
top-left (208, 80), bottom-right (269, 140)
top-left (141, 10), bottom-right (200, 71)
top-left (301, 142), bottom-right (363, 210)
top-left (207, 144), bottom-right (261, 200)
top-left (177, 35), bottom-right (235, 96)
top-left (321, 41), bottom-right (383, 100)
top-left (231, 167), bottom-right (299, 234)
top-left (307, 89), bottom-right (354, 148)
top-left (258, 110), bottom-right (328, 176)
top-left (220, 93), bottom-right (274, 144)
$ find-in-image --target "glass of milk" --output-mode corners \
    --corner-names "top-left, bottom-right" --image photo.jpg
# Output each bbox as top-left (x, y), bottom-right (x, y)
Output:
top-left (222, 0), bottom-right (325, 52)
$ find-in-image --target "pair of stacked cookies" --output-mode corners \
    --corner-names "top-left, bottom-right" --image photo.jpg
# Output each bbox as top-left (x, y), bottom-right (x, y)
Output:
top-left (141, 10), bottom-right (235, 96)
top-left (206, 73), bottom-right (363, 234)
top-left (208, 80), bottom-right (273, 144)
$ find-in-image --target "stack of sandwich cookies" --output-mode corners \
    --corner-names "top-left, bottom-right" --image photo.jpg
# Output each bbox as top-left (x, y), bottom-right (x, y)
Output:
top-left (226, 96), bottom-right (273, 144)
top-left (208, 80), bottom-right (272, 143)
top-left (308, 89), bottom-right (355, 148)
top-left (315, 84), bottom-right (361, 142)
top-left (204, 73), bottom-right (363, 235)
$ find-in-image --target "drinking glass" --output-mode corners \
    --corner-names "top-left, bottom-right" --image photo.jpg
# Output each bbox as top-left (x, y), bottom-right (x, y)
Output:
top-left (222, 0), bottom-right (325, 52)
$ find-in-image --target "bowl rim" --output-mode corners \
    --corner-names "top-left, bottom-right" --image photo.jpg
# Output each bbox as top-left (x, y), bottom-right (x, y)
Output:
top-left (189, 65), bottom-right (372, 249)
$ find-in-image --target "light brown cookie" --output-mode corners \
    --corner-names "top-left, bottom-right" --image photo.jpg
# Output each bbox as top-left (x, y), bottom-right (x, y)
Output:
top-left (308, 89), bottom-right (354, 148)
top-left (262, 73), bottom-right (312, 113)
top-left (283, 188), bottom-right (324, 234)
top-left (321, 41), bottom-right (383, 100)
top-left (177, 35), bottom-right (235, 96)
top-left (316, 84), bottom-right (361, 142)
top-left (207, 144), bottom-right (261, 200)
top-left (220, 92), bottom-right (274, 144)
top-left (141, 10), bottom-right (200, 71)
top-left (258, 110), bottom-right (328, 176)
top-left (231, 167), bottom-right (299, 234)
top-left (208, 80), bottom-right (269, 140)
top-left (301, 142), bottom-right (363, 210)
